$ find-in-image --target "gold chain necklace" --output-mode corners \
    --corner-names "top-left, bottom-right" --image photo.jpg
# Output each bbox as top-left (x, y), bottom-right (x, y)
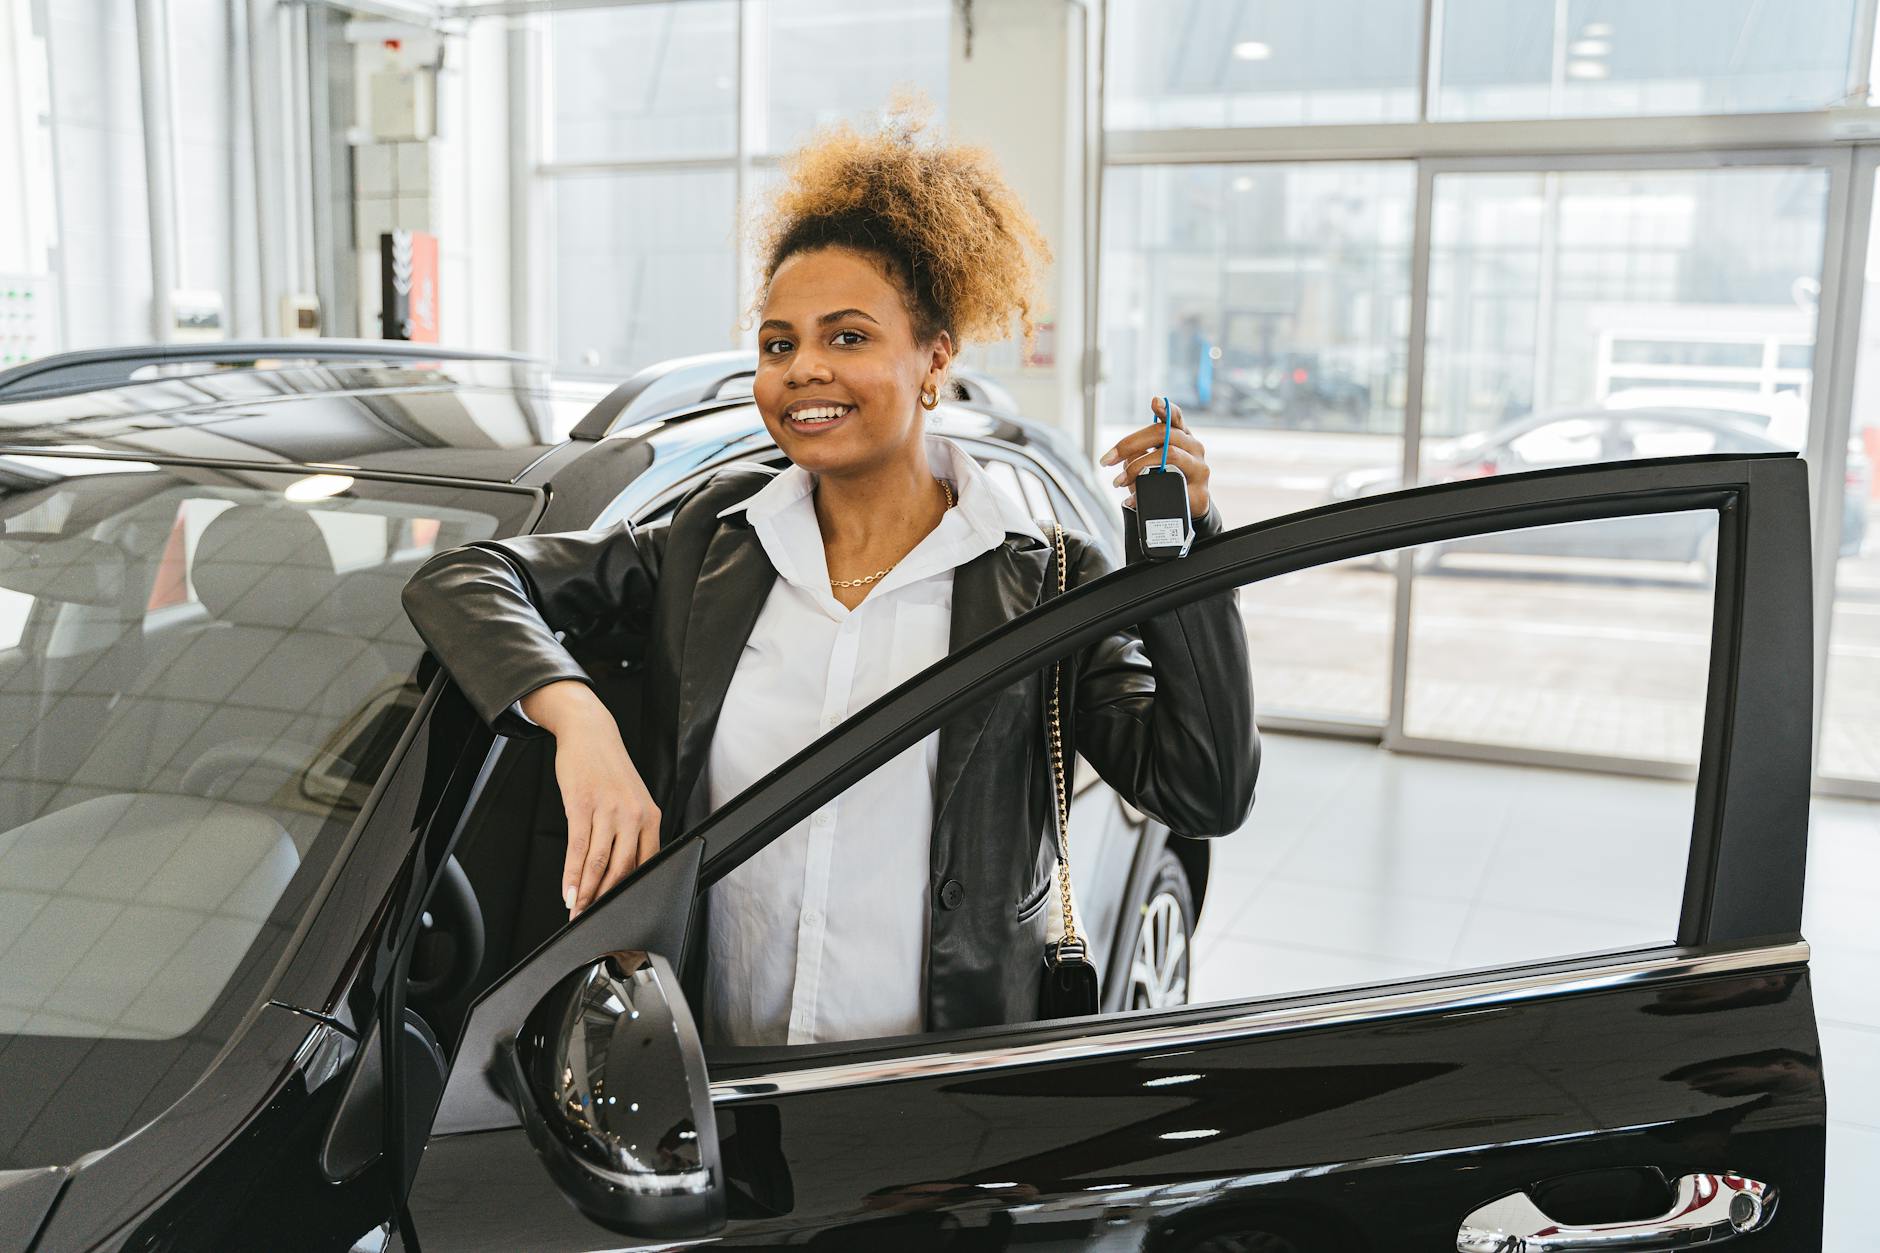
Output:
top-left (829, 477), bottom-right (956, 589)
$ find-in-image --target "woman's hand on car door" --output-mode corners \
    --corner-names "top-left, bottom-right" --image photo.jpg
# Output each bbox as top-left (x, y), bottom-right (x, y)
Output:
top-left (522, 678), bottom-right (663, 918)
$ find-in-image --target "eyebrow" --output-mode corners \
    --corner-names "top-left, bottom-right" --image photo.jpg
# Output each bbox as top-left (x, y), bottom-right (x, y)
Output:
top-left (758, 308), bottom-right (882, 334)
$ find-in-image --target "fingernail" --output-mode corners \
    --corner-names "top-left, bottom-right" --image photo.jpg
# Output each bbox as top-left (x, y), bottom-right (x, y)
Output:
top-left (563, 885), bottom-right (577, 911)
top-left (1100, 449), bottom-right (1116, 464)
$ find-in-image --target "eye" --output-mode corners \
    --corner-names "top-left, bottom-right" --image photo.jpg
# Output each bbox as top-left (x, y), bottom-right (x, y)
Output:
top-left (832, 329), bottom-right (867, 346)
top-left (763, 338), bottom-right (794, 355)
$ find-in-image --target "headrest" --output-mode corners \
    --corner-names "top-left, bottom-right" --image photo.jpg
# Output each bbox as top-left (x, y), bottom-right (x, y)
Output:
top-left (191, 504), bottom-right (341, 628)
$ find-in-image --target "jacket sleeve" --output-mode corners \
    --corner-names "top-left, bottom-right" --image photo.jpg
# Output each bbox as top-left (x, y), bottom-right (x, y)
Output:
top-left (400, 515), bottom-right (668, 740)
top-left (1067, 502), bottom-right (1258, 837)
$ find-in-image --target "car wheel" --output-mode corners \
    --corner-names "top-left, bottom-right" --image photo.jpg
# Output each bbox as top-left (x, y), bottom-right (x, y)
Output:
top-left (1126, 849), bottom-right (1195, 1011)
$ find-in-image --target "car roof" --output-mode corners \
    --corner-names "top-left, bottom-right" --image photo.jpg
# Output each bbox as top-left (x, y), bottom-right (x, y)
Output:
top-left (0, 353), bottom-right (602, 482)
top-left (1486, 405), bottom-right (1784, 447)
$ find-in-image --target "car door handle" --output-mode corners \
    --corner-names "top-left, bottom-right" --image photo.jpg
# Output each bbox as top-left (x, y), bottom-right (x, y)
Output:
top-left (1457, 1172), bottom-right (1775, 1251)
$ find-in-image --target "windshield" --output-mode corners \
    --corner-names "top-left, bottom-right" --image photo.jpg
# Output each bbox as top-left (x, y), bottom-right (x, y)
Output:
top-left (0, 455), bottom-right (533, 1168)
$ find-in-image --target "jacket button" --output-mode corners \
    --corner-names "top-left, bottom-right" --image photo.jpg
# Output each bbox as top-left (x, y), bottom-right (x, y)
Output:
top-left (939, 879), bottom-right (965, 910)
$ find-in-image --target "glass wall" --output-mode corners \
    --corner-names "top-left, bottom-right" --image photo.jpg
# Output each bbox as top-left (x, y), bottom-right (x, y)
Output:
top-left (1432, 0), bottom-right (1862, 121)
top-left (1406, 164), bottom-right (1830, 760)
top-left (1107, 0), bottom-right (1865, 131)
top-left (1104, 0), bottom-right (1424, 129)
top-left (1099, 162), bottom-right (1414, 722)
top-left (1821, 166), bottom-right (1880, 783)
top-left (539, 0), bottom-right (951, 377)
top-left (548, 2), bottom-right (738, 164)
top-left (1102, 2), bottom-right (1865, 784)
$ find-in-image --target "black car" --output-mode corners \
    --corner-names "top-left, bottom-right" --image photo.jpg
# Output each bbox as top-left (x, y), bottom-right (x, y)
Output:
top-left (0, 342), bottom-right (1825, 1250)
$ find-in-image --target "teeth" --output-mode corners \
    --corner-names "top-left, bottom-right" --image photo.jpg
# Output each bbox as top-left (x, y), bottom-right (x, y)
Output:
top-left (791, 405), bottom-right (850, 423)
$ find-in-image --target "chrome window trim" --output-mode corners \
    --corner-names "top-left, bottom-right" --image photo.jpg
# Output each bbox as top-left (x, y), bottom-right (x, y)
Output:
top-left (709, 939), bottom-right (1807, 1104)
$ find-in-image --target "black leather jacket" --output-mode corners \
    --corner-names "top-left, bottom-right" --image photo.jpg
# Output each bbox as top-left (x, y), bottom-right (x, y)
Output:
top-left (400, 465), bottom-right (1258, 1033)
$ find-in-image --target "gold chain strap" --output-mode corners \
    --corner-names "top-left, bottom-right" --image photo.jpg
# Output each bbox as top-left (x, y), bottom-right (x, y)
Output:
top-left (1046, 522), bottom-right (1078, 948)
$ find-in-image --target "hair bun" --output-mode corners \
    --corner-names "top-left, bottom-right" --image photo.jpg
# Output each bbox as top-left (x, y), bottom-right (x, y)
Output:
top-left (749, 95), bottom-right (1052, 355)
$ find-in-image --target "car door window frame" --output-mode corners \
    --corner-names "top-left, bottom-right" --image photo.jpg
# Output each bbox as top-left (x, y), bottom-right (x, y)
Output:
top-left (431, 452), bottom-right (1811, 1135)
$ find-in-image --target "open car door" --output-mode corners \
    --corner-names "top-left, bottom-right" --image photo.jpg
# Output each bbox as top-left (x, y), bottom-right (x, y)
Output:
top-left (401, 452), bottom-right (1823, 1251)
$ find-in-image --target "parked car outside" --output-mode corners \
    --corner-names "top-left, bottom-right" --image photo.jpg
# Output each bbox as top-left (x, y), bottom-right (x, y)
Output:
top-left (1328, 403), bottom-right (1868, 571)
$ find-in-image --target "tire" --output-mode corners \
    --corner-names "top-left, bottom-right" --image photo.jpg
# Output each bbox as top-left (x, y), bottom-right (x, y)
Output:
top-left (1125, 848), bottom-right (1196, 1012)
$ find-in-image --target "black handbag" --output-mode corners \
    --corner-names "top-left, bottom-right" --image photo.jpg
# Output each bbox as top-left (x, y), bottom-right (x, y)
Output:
top-left (1039, 521), bottom-right (1100, 1019)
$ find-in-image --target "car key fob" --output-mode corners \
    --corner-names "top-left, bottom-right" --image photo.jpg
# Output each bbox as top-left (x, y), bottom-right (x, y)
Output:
top-left (1133, 395), bottom-right (1194, 561)
top-left (1134, 464), bottom-right (1194, 560)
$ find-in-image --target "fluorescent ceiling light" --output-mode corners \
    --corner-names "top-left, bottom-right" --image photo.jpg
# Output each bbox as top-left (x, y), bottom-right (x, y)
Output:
top-left (1232, 40), bottom-right (1271, 61)
top-left (285, 473), bottom-right (355, 501)
top-left (1232, 175), bottom-right (1254, 192)
top-left (1568, 38), bottom-right (1610, 55)
top-left (1566, 60), bottom-right (1610, 79)
top-left (1582, 21), bottom-right (1614, 36)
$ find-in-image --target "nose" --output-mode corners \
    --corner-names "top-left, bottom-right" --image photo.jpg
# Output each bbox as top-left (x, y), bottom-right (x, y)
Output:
top-left (785, 341), bottom-right (835, 388)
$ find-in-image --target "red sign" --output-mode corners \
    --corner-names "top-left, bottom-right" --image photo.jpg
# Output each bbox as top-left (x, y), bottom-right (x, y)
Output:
top-left (381, 229), bottom-right (439, 343)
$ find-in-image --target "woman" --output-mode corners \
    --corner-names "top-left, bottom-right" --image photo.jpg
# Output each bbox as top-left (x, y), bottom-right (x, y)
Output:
top-left (400, 111), bottom-right (1257, 1047)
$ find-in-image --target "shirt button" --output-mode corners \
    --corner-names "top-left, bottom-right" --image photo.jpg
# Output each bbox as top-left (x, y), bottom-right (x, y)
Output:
top-left (939, 879), bottom-right (966, 910)
top-left (803, 909), bottom-right (822, 927)
top-left (825, 713), bottom-right (841, 728)
top-left (814, 811), bottom-right (832, 827)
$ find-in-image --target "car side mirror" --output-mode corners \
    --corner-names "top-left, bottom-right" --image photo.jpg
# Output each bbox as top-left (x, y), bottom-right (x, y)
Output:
top-left (499, 950), bottom-right (726, 1239)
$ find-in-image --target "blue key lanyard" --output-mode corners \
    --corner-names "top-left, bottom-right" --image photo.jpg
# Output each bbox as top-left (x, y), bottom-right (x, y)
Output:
top-left (1159, 395), bottom-right (1173, 468)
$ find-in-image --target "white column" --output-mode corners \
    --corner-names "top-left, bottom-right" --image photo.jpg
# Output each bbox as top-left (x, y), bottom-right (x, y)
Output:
top-left (945, 0), bottom-right (1087, 437)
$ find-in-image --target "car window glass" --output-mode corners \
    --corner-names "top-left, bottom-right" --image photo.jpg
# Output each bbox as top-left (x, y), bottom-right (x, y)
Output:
top-left (1507, 417), bottom-right (1604, 466)
top-left (1623, 418), bottom-right (1723, 458)
top-left (0, 459), bottom-right (531, 1170)
top-left (691, 506), bottom-right (1716, 1058)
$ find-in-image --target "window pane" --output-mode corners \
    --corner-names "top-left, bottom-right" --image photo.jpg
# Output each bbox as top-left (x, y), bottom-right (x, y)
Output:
top-left (1433, 0), bottom-right (1860, 121)
top-left (0, 461), bottom-right (528, 1167)
top-left (1424, 166), bottom-right (1828, 447)
top-left (1105, 0), bottom-right (1422, 128)
top-left (1411, 166), bottom-right (1826, 764)
top-left (760, 0), bottom-right (950, 155)
top-left (548, 2), bottom-right (737, 163)
top-left (1101, 161), bottom-right (1415, 722)
top-left (1194, 728), bottom-right (1690, 1004)
top-left (1402, 513), bottom-right (1718, 763)
top-left (681, 507), bottom-right (1702, 1043)
top-left (0, 469), bottom-right (516, 1040)
top-left (551, 170), bottom-right (736, 376)
top-left (1820, 168), bottom-right (1880, 782)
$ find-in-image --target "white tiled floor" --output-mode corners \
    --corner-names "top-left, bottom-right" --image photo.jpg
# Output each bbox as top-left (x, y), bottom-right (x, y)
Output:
top-left (1190, 731), bottom-right (1878, 1250)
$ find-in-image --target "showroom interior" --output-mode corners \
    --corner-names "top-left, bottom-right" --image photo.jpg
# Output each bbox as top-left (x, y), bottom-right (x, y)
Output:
top-left (2, 0), bottom-right (1878, 1247)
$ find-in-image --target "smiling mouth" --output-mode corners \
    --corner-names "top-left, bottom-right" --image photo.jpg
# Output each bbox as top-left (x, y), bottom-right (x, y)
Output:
top-left (785, 403), bottom-right (855, 427)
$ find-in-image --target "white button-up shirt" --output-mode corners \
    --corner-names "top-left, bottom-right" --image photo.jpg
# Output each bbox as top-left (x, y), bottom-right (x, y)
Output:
top-left (700, 434), bottom-right (1045, 1047)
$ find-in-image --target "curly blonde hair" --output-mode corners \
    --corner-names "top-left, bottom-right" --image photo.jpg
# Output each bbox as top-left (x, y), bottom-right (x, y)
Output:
top-left (747, 99), bottom-right (1052, 360)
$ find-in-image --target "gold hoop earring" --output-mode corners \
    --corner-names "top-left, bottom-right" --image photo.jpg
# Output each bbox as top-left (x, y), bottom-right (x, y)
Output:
top-left (920, 386), bottom-right (940, 411)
